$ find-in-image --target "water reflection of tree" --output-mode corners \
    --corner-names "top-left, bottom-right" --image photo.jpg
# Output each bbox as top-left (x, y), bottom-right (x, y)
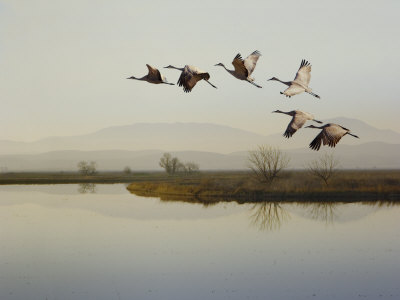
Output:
top-left (302, 202), bottom-right (338, 224)
top-left (249, 202), bottom-right (290, 231)
top-left (367, 200), bottom-right (400, 208)
top-left (78, 183), bottom-right (96, 194)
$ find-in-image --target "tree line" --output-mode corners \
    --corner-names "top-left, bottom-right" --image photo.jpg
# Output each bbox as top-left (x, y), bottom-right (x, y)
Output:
top-left (247, 145), bottom-right (339, 186)
top-left (159, 153), bottom-right (199, 175)
top-left (75, 147), bottom-right (338, 186)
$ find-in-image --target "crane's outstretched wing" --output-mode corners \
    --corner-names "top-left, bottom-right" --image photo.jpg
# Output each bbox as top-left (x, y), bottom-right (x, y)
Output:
top-left (310, 124), bottom-right (347, 150)
top-left (283, 114), bottom-right (307, 138)
top-left (293, 59), bottom-right (312, 86)
top-left (232, 53), bottom-right (248, 77)
top-left (244, 50), bottom-right (261, 76)
top-left (177, 66), bottom-right (211, 93)
top-left (177, 70), bottom-right (197, 92)
top-left (146, 64), bottom-right (162, 81)
top-left (309, 130), bottom-right (326, 150)
top-left (282, 83), bottom-right (305, 97)
top-left (323, 125), bottom-right (346, 147)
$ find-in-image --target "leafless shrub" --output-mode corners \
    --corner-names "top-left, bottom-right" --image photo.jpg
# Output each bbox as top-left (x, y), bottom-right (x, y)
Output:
top-left (307, 152), bottom-right (339, 186)
top-left (159, 153), bottom-right (199, 175)
top-left (77, 161), bottom-right (97, 175)
top-left (183, 162), bottom-right (199, 174)
top-left (247, 145), bottom-right (290, 184)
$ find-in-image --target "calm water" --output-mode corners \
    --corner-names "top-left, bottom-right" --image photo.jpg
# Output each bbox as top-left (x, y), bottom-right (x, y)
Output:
top-left (0, 184), bottom-right (399, 300)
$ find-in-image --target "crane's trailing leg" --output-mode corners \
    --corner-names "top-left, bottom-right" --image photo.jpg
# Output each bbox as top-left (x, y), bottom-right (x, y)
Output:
top-left (307, 91), bottom-right (320, 99)
top-left (347, 133), bottom-right (359, 138)
top-left (249, 81), bottom-right (262, 88)
top-left (205, 80), bottom-right (217, 89)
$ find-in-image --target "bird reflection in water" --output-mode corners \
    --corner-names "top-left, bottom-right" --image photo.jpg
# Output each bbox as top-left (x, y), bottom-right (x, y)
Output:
top-left (78, 183), bottom-right (96, 194)
top-left (249, 202), bottom-right (290, 231)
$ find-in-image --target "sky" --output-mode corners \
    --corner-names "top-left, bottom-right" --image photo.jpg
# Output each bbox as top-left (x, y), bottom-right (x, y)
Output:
top-left (0, 0), bottom-right (399, 141)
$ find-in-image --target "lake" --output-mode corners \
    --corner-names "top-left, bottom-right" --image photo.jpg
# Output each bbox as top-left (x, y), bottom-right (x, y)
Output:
top-left (0, 184), bottom-right (399, 300)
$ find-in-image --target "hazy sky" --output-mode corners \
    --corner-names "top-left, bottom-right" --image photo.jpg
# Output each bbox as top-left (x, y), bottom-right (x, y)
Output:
top-left (1, 0), bottom-right (399, 141)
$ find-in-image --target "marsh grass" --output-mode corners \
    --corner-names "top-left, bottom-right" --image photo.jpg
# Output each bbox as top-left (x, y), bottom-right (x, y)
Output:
top-left (0, 171), bottom-right (170, 185)
top-left (1, 170), bottom-right (399, 201)
top-left (127, 170), bottom-right (400, 201)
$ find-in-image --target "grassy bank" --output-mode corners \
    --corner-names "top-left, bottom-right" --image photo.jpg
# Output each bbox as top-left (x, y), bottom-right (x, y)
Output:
top-left (0, 171), bottom-right (171, 185)
top-left (1, 170), bottom-right (399, 202)
top-left (127, 170), bottom-right (400, 201)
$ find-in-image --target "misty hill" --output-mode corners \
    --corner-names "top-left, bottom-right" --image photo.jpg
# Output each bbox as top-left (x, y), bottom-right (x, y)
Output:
top-left (0, 123), bottom-right (265, 155)
top-left (0, 118), bottom-right (399, 155)
top-left (1, 142), bottom-right (399, 172)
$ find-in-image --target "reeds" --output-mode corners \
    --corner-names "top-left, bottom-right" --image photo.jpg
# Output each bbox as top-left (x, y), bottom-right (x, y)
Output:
top-left (127, 170), bottom-right (400, 202)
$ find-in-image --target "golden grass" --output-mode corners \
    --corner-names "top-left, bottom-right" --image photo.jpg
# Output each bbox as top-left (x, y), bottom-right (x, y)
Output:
top-left (127, 170), bottom-right (400, 201)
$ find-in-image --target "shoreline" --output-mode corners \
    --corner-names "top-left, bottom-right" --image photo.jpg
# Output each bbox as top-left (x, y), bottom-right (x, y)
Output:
top-left (1, 170), bottom-right (399, 202)
top-left (126, 170), bottom-right (400, 202)
top-left (127, 183), bottom-right (400, 202)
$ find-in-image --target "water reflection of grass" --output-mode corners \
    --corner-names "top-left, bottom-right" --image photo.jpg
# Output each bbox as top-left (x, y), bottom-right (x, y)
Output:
top-left (127, 170), bottom-right (400, 202)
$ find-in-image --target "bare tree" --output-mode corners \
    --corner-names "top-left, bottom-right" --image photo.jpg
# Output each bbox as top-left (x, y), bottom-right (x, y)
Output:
top-left (183, 162), bottom-right (200, 174)
top-left (307, 152), bottom-right (339, 186)
top-left (247, 145), bottom-right (290, 184)
top-left (88, 161), bottom-right (97, 175)
top-left (170, 157), bottom-right (181, 174)
top-left (77, 161), bottom-right (97, 175)
top-left (159, 153), bottom-right (182, 175)
top-left (123, 166), bottom-right (132, 174)
top-left (159, 153), bottom-right (173, 174)
top-left (159, 153), bottom-right (200, 175)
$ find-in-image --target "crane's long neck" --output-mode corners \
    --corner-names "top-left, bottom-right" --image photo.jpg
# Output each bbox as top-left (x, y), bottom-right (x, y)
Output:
top-left (221, 65), bottom-right (233, 74)
top-left (274, 110), bottom-right (291, 115)
top-left (169, 66), bottom-right (184, 71)
top-left (270, 77), bottom-right (291, 86)
top-left (128, 75), bottom-right (147, 81)
top-left (216, 64), bottom-right (235, 77)
top-left (277, 78), bottom-right (291, 86)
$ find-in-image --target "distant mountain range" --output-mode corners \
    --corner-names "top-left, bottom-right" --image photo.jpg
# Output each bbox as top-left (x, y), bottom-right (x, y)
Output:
top-left (0, 118), bottom-right (399, 155)
top-left (0, 118), bottom-right (399, 171)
